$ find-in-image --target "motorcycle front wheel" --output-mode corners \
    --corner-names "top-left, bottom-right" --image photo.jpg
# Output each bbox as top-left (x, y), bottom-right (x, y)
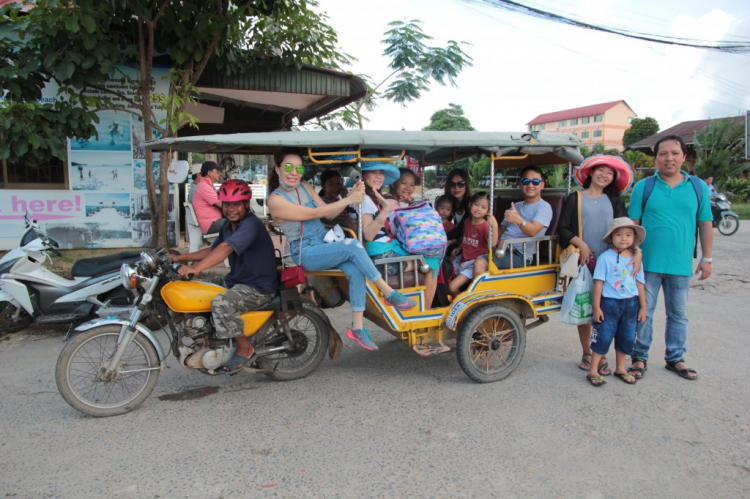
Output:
top-left (256, 304), bottom-right (329, 381)
top-left (718, 215), bottom-right (739, 236)
top-left (55, 325), bottom-right (161, 417)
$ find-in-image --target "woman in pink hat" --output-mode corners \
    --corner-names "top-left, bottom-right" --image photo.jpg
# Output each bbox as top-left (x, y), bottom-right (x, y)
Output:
top-left (559, 155), bottom-right (641, 375)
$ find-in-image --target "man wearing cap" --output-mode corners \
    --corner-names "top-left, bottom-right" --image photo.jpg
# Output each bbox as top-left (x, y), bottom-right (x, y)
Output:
top-left (192, 160), bottom-right (225, 234)
top-left (491, 165), bottom-right (553, 269)
top-left (627, 134), bottom-right (713, 381)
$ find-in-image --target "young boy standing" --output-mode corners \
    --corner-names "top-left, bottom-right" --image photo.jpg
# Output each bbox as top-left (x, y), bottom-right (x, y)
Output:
top-left (588, 218), bottom-right (647, 387)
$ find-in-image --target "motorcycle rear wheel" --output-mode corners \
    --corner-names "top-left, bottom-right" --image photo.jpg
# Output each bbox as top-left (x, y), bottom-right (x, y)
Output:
top-left (56, 325), bottom-right (160, 417)
top-left (0, 303), bottom-right (33, 336)
top-left (718, 215), bottom-right (739, 236)
top-left (256, 304), bottom-right (329, 381)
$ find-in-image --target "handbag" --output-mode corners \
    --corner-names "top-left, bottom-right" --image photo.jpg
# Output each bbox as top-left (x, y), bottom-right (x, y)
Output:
top-left (280, 188), bottom-right (306, 288)
top-left (559, 191), bottom-right (582, 278)
top-left (559, 265), bottom-right (594, 325)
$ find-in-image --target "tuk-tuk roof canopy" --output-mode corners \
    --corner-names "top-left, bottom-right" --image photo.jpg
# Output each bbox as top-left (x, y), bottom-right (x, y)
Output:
top-left (147, 130), bottom-right (584, 166)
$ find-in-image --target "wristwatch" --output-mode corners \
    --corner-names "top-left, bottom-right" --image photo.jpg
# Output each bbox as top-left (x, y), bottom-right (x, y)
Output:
top-left (701, 257), bottom-right (712, 264)
top-left (519, 219), bottom-right (527, 228)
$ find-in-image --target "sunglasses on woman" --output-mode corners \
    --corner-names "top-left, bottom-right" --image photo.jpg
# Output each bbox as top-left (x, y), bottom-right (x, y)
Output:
top-left (521, 178), bottom-right (542, 186)
top-left (282, 163), bottom-right (306, 174)
top-left (449, 180), bottom-right (467, 188)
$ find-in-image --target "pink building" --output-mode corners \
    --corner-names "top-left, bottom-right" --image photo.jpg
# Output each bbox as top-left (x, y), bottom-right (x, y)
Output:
top-left (527, 100), bottom-right (636, 151)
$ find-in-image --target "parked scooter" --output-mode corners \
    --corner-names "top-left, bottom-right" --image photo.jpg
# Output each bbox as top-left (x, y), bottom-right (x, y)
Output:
top-left (0, 213), bottom-right (140, 335)
top-left (55, 248), bottom-right (336, 417)
top-left (711, 193), bottom-right (739, 236)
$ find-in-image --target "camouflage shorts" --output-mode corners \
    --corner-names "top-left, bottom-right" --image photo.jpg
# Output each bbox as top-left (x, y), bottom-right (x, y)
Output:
top-left (211, 283), bottom-right (274, 339)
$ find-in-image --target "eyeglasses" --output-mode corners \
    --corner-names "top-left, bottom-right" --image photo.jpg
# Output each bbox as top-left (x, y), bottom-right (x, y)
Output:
top-left (521, 178), bottom-right (542, 186)
top-left (282, 163), bottom-right (306, 174)
top-left (448, 180), bottom-right (467, 188)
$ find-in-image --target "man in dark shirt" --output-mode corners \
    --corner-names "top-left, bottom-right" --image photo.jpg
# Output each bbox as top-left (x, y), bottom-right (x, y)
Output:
top-left (173, 179), bottom-right (277, 370)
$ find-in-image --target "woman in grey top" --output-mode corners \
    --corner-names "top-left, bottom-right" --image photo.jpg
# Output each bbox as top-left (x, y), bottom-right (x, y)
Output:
top-left (559, 155), bottom-right (640, 376)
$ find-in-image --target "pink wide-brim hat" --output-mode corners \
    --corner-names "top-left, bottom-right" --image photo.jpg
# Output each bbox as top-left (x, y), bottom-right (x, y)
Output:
top-left (574, 154), bottom-right (634, 194)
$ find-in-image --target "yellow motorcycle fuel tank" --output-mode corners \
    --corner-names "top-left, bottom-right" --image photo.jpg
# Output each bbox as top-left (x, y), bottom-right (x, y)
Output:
top-left (161, 281), bottom-right (225, 313)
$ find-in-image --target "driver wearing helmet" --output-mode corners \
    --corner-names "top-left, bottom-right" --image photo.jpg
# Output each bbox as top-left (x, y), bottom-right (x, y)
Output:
top-left (172, 179), bottom-right (277, 371)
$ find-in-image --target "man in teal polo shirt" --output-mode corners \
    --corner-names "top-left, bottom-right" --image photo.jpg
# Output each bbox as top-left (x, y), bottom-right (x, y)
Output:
top-left (627, 134), bottom-right (713, 381)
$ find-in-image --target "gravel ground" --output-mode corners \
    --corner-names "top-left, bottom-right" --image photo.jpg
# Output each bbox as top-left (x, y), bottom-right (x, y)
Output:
top-left (0, 226), bottom-right (748, 498)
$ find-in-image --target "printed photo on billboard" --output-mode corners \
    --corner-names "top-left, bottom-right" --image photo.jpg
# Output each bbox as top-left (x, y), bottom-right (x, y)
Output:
top-left (69, 151), bottom-right (134, 191)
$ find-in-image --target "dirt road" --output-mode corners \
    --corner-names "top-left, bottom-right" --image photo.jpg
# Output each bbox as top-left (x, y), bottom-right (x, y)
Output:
top-left (1, 226), bottom-right (748, 497)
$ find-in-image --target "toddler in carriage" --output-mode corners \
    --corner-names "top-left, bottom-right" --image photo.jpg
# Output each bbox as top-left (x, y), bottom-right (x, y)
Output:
top-left (448, 192), bottom-right (499, 295)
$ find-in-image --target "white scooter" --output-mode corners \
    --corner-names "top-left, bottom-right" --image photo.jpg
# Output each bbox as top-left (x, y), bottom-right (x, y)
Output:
top-left (0, 213), bottom-right (141, 335)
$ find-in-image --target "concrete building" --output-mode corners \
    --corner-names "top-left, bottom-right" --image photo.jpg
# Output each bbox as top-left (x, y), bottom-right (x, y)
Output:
top-left (527, 100), bottom-right (636, 151)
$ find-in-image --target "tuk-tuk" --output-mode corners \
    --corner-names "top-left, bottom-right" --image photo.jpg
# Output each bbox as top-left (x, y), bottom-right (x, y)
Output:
top-left (150, 130), bottom-right (583, 383)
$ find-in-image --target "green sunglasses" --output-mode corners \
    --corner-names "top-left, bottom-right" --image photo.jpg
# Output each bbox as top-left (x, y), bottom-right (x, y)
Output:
top-left (282, 163), bottom-right (306, 174)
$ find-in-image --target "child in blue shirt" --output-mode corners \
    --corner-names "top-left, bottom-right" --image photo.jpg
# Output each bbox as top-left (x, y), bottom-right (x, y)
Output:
top-left (588, 218), bottom-right (647, 387)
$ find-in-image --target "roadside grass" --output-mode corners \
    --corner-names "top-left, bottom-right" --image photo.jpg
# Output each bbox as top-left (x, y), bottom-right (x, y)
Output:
top-left (732, 203), bottom-right (750, 220)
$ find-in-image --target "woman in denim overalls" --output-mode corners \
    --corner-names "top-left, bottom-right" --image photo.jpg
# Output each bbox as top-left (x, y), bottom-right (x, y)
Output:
top-left (267, 148), bottom-right (416, 351)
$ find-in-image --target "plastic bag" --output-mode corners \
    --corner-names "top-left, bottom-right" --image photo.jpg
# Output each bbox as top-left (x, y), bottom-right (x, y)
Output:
top-left (559, 265), bottom-right (594, 325)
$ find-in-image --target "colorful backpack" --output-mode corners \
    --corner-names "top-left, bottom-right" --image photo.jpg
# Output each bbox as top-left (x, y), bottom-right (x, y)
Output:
top-left (392, 202), bottom-right (447, 260)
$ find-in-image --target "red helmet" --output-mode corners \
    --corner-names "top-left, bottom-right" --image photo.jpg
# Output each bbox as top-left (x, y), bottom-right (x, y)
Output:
top-left (218, 179), bottom-right (252, 202)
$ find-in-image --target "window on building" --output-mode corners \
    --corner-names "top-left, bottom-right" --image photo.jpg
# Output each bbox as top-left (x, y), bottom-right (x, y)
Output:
top-left (581, 131), bottom-right (590, 138)
top-left (594, 115), bottom-right (603, 123)
top-left (628, 117), bottom-right (634, 124)
top-left (582, 117), bottom-right (590, 124)
top-left (570, 118), bottom-right (578, 125)
top-left (540, 124), bottom-right (545, 130)
top-left (1, 157), bottom-right (67, 189)
top-left (558, 120), bottom-right (566, 127)
top-left (593, 129), bottom-right (602, 137)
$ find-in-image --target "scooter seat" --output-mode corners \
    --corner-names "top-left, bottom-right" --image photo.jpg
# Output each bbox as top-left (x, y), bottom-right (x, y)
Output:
top-left (71, 251), bottom-right (142, 277)
top-left (253, 294), bottom-right (282, 311)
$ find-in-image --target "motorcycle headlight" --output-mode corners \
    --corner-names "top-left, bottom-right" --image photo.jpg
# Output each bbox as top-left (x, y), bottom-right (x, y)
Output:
top-left (120, 263), bottom-right (137, 289)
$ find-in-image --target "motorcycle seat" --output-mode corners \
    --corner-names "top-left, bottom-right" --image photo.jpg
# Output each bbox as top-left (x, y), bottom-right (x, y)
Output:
top-left (71, 251), bottom-right (142, 277)
top-left (253, 294), bottom-right (282, 311)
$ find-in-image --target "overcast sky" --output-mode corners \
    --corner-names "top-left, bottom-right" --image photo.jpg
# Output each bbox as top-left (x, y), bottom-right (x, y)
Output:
top-left (316, 0), bottom-right (750, 132)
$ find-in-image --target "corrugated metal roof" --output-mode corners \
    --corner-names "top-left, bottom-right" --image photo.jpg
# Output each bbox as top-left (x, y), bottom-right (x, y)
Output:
top-left (147, 130), bottom-right (584, 165)
top-left (527, 100), bottom-right (632, 125)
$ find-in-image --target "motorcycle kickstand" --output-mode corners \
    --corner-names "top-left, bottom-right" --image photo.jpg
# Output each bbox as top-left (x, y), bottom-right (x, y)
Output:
top-left (63, 323), bottom-right (74, 343)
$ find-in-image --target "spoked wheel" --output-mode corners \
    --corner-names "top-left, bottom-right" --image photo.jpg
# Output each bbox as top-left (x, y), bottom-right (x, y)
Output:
top-left (55, 325), bottom-right (161, 417)
top-left (456, 304), bottom-right (526, 383)
top-left (718, 215), bottom-right (739, 236)
top-left (256, 304), bottom-right (329, 381)
top-left (0, 303), bottom-right (33, 336)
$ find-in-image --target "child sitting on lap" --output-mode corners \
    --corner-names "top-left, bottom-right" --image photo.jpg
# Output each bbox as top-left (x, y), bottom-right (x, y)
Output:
top-left (448, 192), bottom-right (499, 295)
top-left (587, 217), bottom-right (647, 387)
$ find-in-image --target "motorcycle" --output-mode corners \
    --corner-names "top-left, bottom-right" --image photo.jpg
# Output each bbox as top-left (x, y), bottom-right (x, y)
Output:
top-left (711, 193), bottom-right (739, 236)
top-left (0, 213), bottom-right (140, 335)
top-left (55, 248), bottom-right (338, 417)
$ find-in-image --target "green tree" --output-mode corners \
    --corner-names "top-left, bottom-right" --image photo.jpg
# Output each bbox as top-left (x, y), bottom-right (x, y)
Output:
top-left (467, 156), bottom-right (491, 188)
top-left (693, 118), bottom-right (747, 181)
top-left (622, 149), bottom-right (654, 174)
top-left (1, 0), bottom-right (346, 246)
top-left (623, 117), bottom-right (660, 148)
top-left (422, 103), bottom-right (475, 131)
top-left (325, 19), bottom-right (472, 129)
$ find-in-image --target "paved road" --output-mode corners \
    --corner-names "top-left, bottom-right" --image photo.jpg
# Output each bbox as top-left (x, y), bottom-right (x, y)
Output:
top-left (1, 227), bottom-right (749, 498)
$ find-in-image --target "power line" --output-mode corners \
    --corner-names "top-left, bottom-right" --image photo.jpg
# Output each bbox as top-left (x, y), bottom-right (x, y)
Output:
top-left (465, 0), bottom-right (750, 53)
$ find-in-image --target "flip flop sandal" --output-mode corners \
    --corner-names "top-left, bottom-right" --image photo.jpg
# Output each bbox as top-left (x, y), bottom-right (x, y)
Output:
top-left (578, 353), bottom-right (592, 371)
top-left (222, 352), bottom-right (254, 374)
top-left (628, 358), bottom-right (648, 379)
top-left (587, 374), bottom-right (606, 387)
top-left (666, 360), bottom-right (698, 380)
top-left (598, 361), bottom-right (613, 376)
top-left (614, 372), bottom-right (637, 384)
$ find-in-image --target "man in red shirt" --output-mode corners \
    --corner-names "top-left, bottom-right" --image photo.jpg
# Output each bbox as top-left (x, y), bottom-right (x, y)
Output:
top-left (192, 161), bottom-right (225, 234)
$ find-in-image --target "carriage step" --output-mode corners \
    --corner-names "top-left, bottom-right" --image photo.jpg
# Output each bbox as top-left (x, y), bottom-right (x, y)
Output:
top-left (412, 342), bottom-right (451, 357)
